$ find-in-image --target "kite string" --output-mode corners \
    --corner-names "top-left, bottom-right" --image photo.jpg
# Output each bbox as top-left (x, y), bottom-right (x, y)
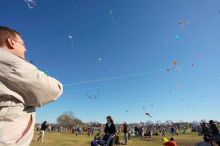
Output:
top-left (32, 12), bottom-right (109, 50)
top-left (64, 68), bottom-right (166, 86)
top-left (65, 75), bottom-right (153, 93)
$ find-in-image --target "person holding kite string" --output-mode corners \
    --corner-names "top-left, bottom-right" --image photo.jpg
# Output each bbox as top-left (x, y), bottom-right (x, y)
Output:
top-left (0, 26), bottom-right (63, 146)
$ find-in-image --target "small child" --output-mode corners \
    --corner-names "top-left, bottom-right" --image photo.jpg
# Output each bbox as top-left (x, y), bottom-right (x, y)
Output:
top-left (94, 133), bottom-right (101, 141)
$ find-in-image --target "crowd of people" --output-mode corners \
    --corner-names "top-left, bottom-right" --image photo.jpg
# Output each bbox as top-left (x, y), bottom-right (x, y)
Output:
top-left (34, 118), bottom-right (220, 146)
top-left (195, 120), bottom-right (220, 146)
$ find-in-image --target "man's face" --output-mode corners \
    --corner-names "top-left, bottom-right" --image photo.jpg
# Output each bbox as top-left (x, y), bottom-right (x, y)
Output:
top-left (11, 34), bottom-right (26, 59)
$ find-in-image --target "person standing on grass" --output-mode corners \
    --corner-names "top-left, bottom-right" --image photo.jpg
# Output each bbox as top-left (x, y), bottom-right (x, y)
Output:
top-left (37, 121), bottom-right (48, 142)
top-left (123, 122), bottom-right (129, 145)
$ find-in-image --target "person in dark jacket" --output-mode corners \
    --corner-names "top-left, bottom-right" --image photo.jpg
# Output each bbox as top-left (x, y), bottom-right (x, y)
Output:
top-left (104, 116), bottom-right (117, 146)
top-left (37, 121), bottom-right (48, 142)
top-left (209, 120), bottom-right (220, 146)
top-left (209, 120), bottom-right (219, 136)
top-left (201, 123), bottom-right (211, 137)
top-left (123, 122), bottom-right (128, 145)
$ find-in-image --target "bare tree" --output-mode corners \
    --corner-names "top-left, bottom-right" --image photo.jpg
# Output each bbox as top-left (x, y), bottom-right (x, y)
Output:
top-left (57, 111), bottom-right (83, 127)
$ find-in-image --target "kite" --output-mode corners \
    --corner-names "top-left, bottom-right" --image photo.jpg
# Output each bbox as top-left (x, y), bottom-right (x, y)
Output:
top-left (175, 35), bottom-right (179, 39)
top-left (86, 94), bottom-right (97, 100)
top-left (145, 113), bottom-right (152, 118)
top-left (162, 138), bottom-right (169, 143)
top-left (172, 60), bottom-right (181, 71)
top-left (87, 90), bottom-right (101, 99)
top-left (178, 19), bottom-right (188, 31)
top-left (98, 58), bottom-right (102, 62)
top-left (109, 10), bottom-right (116, 24)
top-left (178, 20), bottom-right (184, 27)
top-left (142, 106), bottom-right (146, 110)
top-left (173, 61), bottom-right (177, 66)
top-left (175, 35), bottom-right (180, 39)
top-left (68, 35), bottom-right (74, 48)
top-left (166, 69), bottom-right (170, 72)
top-left (186, 20), bottom-right (190, 24)
top-left (25, 0), bottom-right (36, 9)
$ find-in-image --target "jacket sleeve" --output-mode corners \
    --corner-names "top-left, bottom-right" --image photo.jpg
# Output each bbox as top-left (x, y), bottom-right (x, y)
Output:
top-left (104, 124), bottom-right (107, 134)
top-left (5, 61), bottom-right (63, 107)
top-left (112, 124), bottom-right (117, 134)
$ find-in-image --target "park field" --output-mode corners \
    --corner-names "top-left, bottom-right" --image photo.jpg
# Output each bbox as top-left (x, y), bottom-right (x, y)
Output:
top-left (30, 132), bottom-right (202, 146)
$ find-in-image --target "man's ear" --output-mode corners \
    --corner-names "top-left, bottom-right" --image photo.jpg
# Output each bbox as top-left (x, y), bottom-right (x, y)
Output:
top-left (7, 37), bottom-right (16, 49)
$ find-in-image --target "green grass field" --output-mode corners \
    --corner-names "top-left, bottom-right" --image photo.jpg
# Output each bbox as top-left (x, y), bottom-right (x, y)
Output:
top-left (30, 132), bottom-right (202, 146)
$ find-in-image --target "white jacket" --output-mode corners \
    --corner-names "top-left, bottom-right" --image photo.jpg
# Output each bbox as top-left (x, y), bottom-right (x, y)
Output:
top-left (0, 48), bottom-right (63, 146)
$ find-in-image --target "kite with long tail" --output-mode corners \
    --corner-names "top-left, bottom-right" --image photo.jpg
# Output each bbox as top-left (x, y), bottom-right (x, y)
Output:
top-left (25, 0), bottom-right (36, 9)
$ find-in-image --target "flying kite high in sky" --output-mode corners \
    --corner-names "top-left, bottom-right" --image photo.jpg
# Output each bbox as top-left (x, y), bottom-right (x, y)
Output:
top-left (145, 113), bottom-right (152, 118)
top-left (109, 10), bottom-right (116, 24)
top-left (166, 68), bottom-right (170, 72)
top-left (172, 60), bottom-right (181, 71)
top-left (25, 0), bottom-right (36, 9)
top-left (68, 35), bottom-right (74, 48)
top-left (98, 57), bottom-right (102, 62)
top-left (178, 20), bottom-right (184, 28)
top-left (86, 94), bottom-right (97, 100)
top-left (178, 19), bottom-right (190, 31)
top-left (173, 61), bottom-right (177, 66)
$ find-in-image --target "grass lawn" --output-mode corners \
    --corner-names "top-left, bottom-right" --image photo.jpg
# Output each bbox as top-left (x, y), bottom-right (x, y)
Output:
top-left (31, 132), bottom-right (202, 146)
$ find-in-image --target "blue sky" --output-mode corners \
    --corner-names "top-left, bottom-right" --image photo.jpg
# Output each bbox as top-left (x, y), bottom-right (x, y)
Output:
top-left (1, 0), bottom-right (220, 124)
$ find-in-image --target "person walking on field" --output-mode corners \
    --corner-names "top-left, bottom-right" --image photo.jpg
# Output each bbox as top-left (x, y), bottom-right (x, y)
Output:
top-left (123, 122), bottom-right (129, 145)
top-left (37, 121), bottom-right (48, 142)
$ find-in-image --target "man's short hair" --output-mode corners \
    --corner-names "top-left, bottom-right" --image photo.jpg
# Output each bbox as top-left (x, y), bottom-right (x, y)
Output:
top-left (0, 26), bottom-right (20, 47)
